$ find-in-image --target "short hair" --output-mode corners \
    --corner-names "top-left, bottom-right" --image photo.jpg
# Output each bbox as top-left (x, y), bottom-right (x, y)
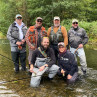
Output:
top-left (41, 37), bottom-right (49, 42)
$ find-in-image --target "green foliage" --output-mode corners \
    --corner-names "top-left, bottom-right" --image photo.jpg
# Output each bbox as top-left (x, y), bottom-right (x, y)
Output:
top-left (61, 19), bottom-right (97, 41)
top-left (0, 0), bottom-right (97, 41)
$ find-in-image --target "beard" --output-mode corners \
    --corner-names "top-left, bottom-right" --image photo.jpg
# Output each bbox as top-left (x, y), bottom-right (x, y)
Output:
top-left (74, 26), bottom-right (78, 31)
top-left (54, 23), bottom-right (60, 27)
top-left (41, 45), bottom-right (49, 50)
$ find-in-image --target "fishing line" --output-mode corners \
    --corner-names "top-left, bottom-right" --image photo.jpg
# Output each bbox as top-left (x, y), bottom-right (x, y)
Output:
top-left (0, 77), bottom-right (30, 84)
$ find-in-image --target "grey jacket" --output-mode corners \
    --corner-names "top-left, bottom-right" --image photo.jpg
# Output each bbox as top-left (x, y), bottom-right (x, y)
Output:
top-left (68, 27), bottom-right (88, 48)
top-left (7, 22), bottom-right (27, 52)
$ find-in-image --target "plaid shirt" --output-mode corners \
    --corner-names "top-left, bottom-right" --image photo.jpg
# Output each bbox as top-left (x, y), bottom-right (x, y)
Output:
top-left (25, 26), bottom-right (47, 50)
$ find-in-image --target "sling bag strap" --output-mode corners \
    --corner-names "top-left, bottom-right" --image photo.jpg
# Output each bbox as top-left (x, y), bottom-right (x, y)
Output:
top-left (38, 47), bottom-right (47, 58)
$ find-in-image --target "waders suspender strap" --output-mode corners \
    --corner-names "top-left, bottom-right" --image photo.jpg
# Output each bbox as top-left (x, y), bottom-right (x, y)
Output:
top-left (51, 26), bottom-right (61, 33)
top-left (38, 47), bottom-right (47, 58)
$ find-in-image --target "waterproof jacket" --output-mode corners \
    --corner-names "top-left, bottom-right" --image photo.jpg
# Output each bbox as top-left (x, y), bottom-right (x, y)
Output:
top-left (25, 26), bottom-right (47, 50)
top-left (7, 22), bottom-right (27, 47)
top-left (31, 46), bottom-right (56, 67)
top-left (68, 27), bottom-right (88, 48)
top-left (58, 50), bottom-right (78, 76)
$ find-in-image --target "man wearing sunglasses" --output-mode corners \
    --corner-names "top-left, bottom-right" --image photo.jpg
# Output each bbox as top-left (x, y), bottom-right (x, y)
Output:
top-left (68, 19), bottom-right (88, 75)
top-left (25, 17), bottom-right (47, 70)
top-left (7, 14), bottom-right (27, 73)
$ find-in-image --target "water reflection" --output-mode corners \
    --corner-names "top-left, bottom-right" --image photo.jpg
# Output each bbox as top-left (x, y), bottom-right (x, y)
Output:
top-left (0, 39), bottom-right (97, 97)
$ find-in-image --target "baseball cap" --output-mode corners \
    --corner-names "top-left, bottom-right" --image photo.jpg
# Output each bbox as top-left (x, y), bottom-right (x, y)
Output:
top-left (54, 16), bottom-right (60, 20)
top-left (36, 17), bottom-right (43, 21)
top-left (72, 19), bottom-right (78, 23)
top-left (58, 42), bottom-right (65, 48)
top-left (16, 14), bottom-right (22, 18)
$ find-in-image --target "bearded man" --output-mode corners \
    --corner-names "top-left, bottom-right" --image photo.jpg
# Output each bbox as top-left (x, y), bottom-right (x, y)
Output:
top-left (47, 16), bottom-right (68, 59)
top-left (30, 37), bottom-right (59, 87)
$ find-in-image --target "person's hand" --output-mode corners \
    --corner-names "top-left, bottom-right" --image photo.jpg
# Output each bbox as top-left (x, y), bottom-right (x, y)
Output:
top-left (21, 39), bottom-right (25, 44)
top-left (61, 69), bottom-right (65, 76)
top-left (67, 74), bottom-right (72, 79)
top-left (61, 69), bottom-right (65, 74)
top-left (78, 44), bottom-right (83, 48)
top-left (16, 41), bottom-right (22, 46)
top-left (30, 46), bottom-right (35, 50)
top-left (30, 65), bottom-right (34, 73)
top-left (39, 65), bottom-right (45, 71)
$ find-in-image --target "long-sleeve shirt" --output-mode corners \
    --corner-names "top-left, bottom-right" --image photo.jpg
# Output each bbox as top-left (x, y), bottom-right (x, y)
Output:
top-left (25, 26), bottom-right (46, 50)
top-left (31, 47), bottom-right (56, 67)
top-left (68, 26), bottom-right (88, 48)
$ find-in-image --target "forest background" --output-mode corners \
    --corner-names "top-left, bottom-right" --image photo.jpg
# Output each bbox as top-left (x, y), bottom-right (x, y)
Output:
top-left (0, 0), bottom-right (97, 43)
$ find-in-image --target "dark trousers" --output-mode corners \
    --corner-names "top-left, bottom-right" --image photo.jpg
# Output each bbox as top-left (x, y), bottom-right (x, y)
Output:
top-left (57, 69), bottom-right (78, 84)
top-left (50, 44), bottom-right (58, 60)
top-left (11, 52), bottom-right (26, 71)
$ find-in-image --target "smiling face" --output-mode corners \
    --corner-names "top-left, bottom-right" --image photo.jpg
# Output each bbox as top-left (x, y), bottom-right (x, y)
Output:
top-left (41, 37), bottom-right (49, 49)
top-left (54, 19), bottom-right (60, 27)
top-left (72, 22), bottom-right (78, 28)
top-left (36, 19), bottom-right (42, 27)
top-left (59, 45), bottom-right (65, 53)
top-left (16, 17), bottom-right (22, 24)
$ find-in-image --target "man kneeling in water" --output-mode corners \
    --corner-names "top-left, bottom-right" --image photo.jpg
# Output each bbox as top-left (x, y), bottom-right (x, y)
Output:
top-left (30, 37), bottom-right (59, 87)
top-left (57, 42), bottom-right (78, 84)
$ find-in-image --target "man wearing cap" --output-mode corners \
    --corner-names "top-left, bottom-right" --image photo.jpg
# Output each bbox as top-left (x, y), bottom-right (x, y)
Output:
top-left (47, 16), bottom-right (68, 60)
top-left (68, 19), bottom-right (88, 75)
top-left (7, 14), bottom-right (27, 73)
top-left (57, 42), bottom-right (78, 84)
top-left (25, 17), bottom-right (47, 68)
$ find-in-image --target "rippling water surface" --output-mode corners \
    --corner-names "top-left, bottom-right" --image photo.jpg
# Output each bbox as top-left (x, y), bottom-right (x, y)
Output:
top-left (0, 39), bottom-right (97, 97)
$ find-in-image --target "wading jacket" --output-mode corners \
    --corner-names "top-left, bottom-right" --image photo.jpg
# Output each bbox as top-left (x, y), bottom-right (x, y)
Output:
top-left (7, 22), bottom-right (27, 52)
top-left (68, 27), bottom-right (88, 48)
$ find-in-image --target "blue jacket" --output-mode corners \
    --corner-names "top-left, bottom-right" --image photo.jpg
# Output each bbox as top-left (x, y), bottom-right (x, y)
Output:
top-left (58, 50), bottom-right (78, 76)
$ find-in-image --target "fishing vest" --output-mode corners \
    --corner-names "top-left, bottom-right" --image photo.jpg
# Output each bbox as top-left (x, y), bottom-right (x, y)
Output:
top-left (49, 26), bottom-right (64, 44)
top-left (28, 26), bottom-right (47, 47)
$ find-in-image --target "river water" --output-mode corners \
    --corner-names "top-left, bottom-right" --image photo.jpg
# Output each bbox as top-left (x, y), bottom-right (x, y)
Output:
top-left (0, 39), bottom-right (97, 97)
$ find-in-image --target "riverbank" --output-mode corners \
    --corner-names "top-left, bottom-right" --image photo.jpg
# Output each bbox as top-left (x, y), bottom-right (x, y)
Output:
top-left (0, 32), bottom-right (6, 39)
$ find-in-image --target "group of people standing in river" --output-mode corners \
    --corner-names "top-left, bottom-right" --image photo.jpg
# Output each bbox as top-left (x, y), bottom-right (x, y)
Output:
top-left (7, 14), bottom-right (88, 87)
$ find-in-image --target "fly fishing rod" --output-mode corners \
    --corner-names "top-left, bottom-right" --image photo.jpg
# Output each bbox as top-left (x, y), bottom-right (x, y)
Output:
top-left (0, 77), bottom-right (30, 85)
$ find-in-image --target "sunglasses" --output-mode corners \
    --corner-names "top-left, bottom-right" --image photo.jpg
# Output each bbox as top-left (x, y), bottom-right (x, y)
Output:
top-left (37, 19), bottom-right (42, 23)
top-left (17, 17), bottom-right (22, 20)
top-left (59, 46), bottom-right (64, 48)
top-left (73, 22), bottom-right (78, 24)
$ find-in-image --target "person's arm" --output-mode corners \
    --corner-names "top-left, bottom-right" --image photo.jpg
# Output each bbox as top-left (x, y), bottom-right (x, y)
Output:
top-left (82, 29), bottom-right (88, 45)
top-left (47, 27), bottom-right (51, 37)
top-left (78, 29), bottom-right (89, 48)
top-left (61, 26), bottom-right (68, 47)
top-left (30, 64), bottom-right (34, 72)
top-left (68, 53), bottom-right (78, 76)
top-left (58, 58), bottom-right (66, 76)
top-left (7, 25), bottom-right (18, 44)
top-left (31, 49), bottom-right (38, 66)
top-left (25, 28), bottom-right (35, 49)
top-left (46, 48), bottom-right (56, 67)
